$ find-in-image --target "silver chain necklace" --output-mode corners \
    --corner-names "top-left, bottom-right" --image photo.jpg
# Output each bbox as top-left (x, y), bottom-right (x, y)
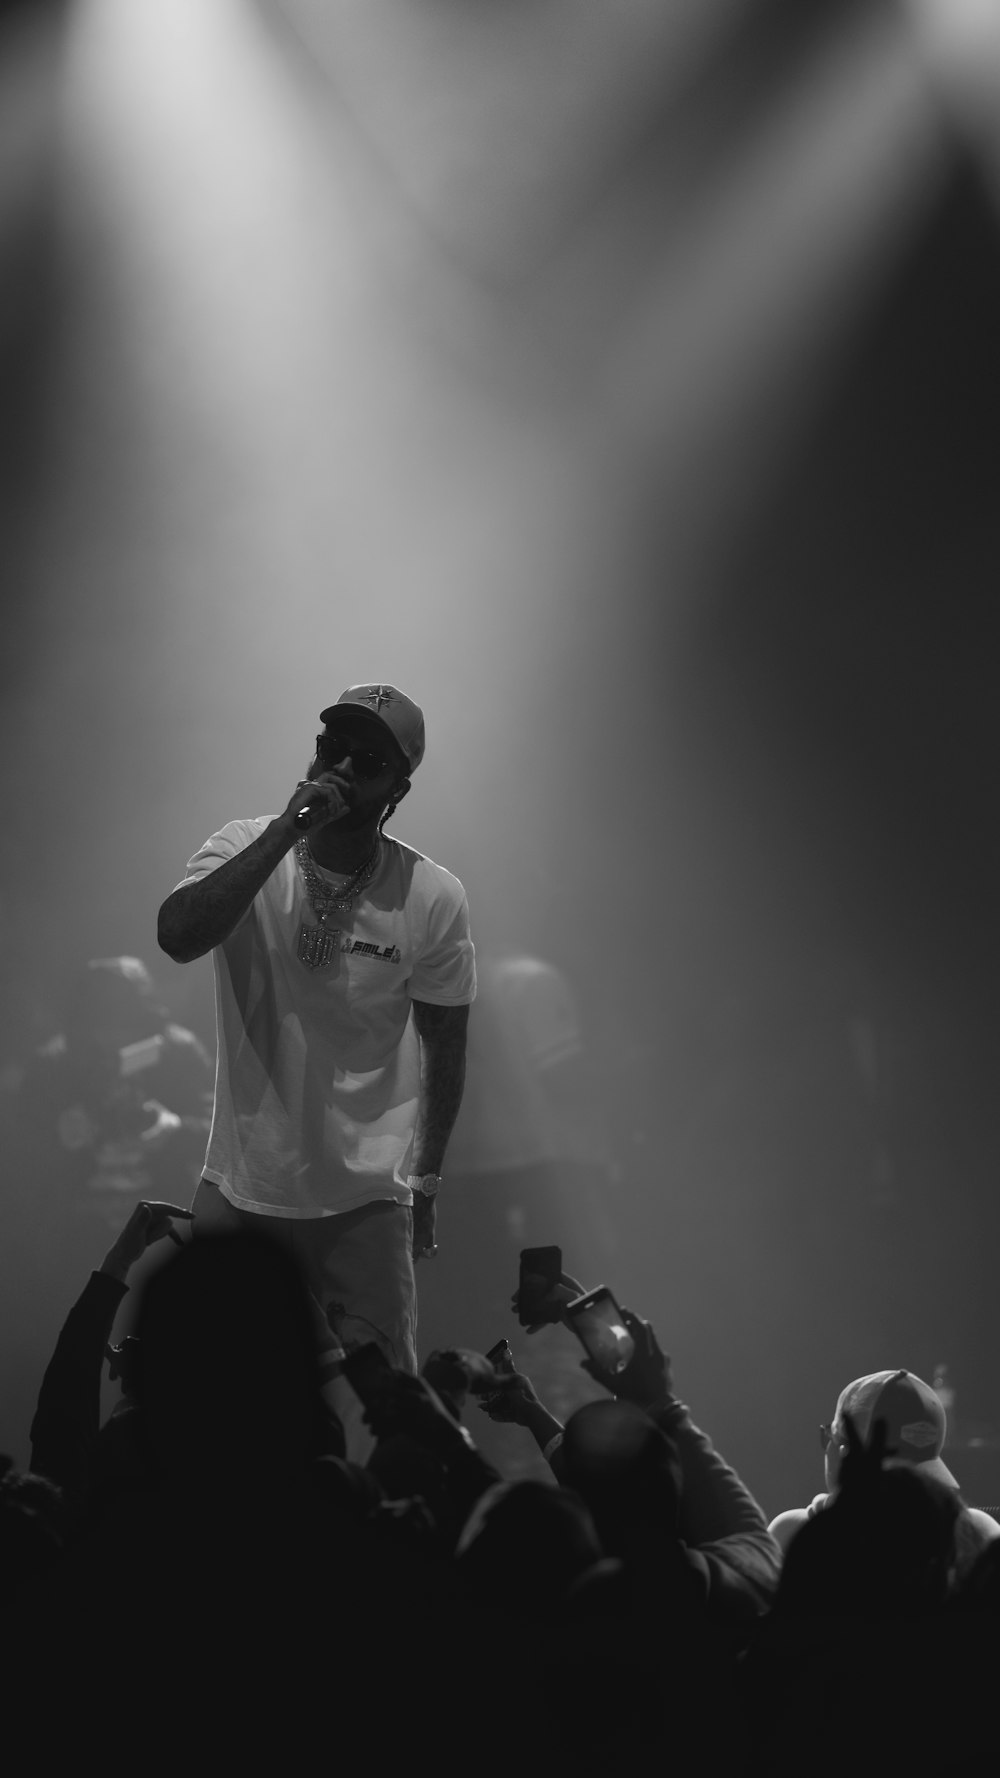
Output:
top-left (294, 835), bottom-right (381, 969)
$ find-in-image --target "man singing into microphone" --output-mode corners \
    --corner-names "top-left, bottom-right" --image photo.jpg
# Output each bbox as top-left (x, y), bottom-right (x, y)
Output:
top-left (157, 684), bottom-right (475, 1386)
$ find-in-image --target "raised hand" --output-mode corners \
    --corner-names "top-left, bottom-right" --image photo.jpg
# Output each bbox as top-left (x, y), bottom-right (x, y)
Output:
top-left (511, 1268), bottom-right (587, 1333)
top-left (579, 1308), bottom-right (674, 1411)
top-left (100, 1200), bottom-right (194, 1282)
top-left (477, 1367), bottom-right (544, 1426)
top-left (284, 774), bottom-right (349, 834)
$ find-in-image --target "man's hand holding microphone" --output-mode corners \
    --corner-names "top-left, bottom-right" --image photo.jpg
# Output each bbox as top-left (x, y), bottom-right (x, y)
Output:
top-left (285, 771), bottom-right (350, 833)
top-left (159, 762), bottom-right (352, 968)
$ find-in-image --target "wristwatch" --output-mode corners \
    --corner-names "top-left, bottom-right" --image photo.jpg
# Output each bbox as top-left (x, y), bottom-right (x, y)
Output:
top-left (407, 1172), bottom-right (442, 1197)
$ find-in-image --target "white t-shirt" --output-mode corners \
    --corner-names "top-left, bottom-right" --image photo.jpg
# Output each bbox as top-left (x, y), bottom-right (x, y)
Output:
top-left (177, 820), bottom-right (476, 1217)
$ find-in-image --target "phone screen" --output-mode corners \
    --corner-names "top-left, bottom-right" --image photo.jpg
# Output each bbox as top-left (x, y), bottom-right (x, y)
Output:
top-left (566, 1288), bottom-right (635, 1375)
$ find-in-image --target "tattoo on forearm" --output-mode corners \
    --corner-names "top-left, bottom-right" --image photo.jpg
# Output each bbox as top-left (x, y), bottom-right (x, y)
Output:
top-left (411, 1019), bottom-right (468, 1175)
top-left (158, 828), bottom-right (292, 963)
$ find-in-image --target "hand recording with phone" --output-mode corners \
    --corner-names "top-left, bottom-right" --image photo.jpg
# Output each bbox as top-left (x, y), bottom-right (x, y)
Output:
top-left (347, 1241), bottom-right (661, 1442)
top-left (514, 1245), bottom-right (578, 1332)
top-left (510, 1246), bottom-right (669, 1403)
top-left (563, 1286), bottom-right (637, 1377)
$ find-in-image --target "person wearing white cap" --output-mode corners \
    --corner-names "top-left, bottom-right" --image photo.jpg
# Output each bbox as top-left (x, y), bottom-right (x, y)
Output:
top-left (768, 1368), bottom-right (1000, 1557)
top-left (158, 683), bottom-right (476, 1404)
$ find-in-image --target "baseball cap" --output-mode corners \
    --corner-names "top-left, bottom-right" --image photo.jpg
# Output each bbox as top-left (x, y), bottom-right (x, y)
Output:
top-left (319, 683), bottom-right (425, 774)
top-left (833, 1369), bottom-right (958, 1488)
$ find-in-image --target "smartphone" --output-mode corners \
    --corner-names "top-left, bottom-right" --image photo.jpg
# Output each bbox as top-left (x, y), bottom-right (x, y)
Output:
top-left (479, 1338), bottom-right (515, 1409)
top-left (518, 1246), bottom-right (563, 1292)
top-left (341, 1340), bottom-right (394, 1407)
top-left (516, 1245), bottom-right (564, 1331)
top-left (564, 1286), bottom-right (635, 1376)
top-left (484, 1338), bottom-right (514, 1375)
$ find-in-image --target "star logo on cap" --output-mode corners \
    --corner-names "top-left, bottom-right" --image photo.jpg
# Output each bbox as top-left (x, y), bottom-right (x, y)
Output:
top-left (360, 685), bottom-right (394, 713)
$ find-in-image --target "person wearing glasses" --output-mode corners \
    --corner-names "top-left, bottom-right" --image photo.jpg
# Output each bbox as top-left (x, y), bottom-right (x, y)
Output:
top-left (157, 683), bottom-right (475, 1402)
top-left (767, 1368), bottom-right (1000, 1559)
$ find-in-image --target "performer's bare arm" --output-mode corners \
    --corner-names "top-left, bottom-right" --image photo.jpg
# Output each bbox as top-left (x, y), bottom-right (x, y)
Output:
top-left (157, 777), bottom-right (347, 964)
top-left (409, 1000), bottom-right (469, 1175)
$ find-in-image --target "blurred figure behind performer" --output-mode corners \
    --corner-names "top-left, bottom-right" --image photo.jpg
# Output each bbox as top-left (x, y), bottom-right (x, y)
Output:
top-left (418, 949), bottom-right (617, 1468)
top-left (0, 954), bottom-right (212, 1466)
top-left (10, 955), bottom-right (213, 1241)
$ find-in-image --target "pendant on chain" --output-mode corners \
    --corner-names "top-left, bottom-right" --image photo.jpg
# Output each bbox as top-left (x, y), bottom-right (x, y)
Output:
top-left (294, 835), bottom-right (380, 970)
top-left (296, 921), bottom-right (341, 970)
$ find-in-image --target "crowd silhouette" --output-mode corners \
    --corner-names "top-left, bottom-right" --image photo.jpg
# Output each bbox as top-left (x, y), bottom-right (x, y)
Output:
top-left (2, 1204), bottom-right (998, 1773)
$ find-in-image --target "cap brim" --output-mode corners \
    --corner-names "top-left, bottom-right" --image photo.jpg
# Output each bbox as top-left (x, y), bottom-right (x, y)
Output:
top-left (320, 704), bottom-right (390, 731)
top-left (920, 1453), bottom-right (960, 1489)
top-left (319, 705), bottom-right (408, 766)
top-left (884, 1452), bottom-right (961, 1489)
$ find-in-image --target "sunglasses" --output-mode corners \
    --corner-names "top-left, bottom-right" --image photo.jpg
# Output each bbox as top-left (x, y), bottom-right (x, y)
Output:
top-left (315, 732), bottom-right (394, 782)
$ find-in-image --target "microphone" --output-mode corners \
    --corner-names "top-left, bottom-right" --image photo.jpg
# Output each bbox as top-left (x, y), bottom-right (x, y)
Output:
top-left (293, 782), bottom-right (346, 830)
